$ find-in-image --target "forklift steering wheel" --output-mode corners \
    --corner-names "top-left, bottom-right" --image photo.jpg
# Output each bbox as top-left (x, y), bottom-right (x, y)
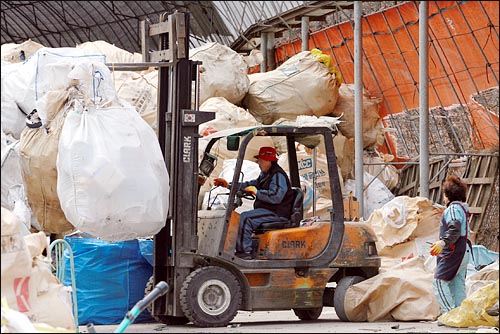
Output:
top-left (236, 190), bottom-right (256, 201)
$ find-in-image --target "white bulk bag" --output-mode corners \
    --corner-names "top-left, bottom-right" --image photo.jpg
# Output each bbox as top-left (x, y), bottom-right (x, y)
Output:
top-left (115, 70), bottom-right (159, 130)
top-left (1, 209), bottom-right (74, 330)
top-left (243, 51), bottom-right (340, 125)
top-left (363, 150), bottom-right (400, 191)
top-left (19, 88), bottom-right (74, 234)
top-left (1, 47), bottom-right (105, 118)
top-left (57, 103), bottom-right (169, 242)
top-left (190, 42), bottom-right (249, 106)
top-left (1, 39), bottom-right (44, 63)
top-left (76, 40), bottom-right (142, 63)
top-left (1, 61), bottom-right (25, 139)
top-left (1, 130), bottom-right (22, 209)
top-left (344, 171), bottom-right (395, 219)
top-left (331, 83), bottom-right (385, 149)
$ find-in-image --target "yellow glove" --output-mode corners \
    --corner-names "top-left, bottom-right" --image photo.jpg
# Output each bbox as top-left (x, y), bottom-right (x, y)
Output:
top-left (244, 186), bottom-right (257, 196)
top-left (430, 240), bottom-right (446, 256)
top-left (214, 178), bottom-right (228, 188)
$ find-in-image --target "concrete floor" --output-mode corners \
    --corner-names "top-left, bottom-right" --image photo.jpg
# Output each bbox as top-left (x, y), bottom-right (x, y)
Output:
top-left (79, 309), bottom-right (491, 333)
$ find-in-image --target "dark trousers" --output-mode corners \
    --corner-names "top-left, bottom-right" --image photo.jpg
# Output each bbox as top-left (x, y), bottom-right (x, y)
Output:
top-left (236, 208), bottom-right (287, 253)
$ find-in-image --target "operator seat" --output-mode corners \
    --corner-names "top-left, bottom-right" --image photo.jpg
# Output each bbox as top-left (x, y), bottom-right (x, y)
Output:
top-left (254, 187), bottom-right (304, 234)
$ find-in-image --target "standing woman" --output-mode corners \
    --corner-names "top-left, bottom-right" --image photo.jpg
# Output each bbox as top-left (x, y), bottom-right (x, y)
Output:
top-left (430, 174), bottom-right (472, 314)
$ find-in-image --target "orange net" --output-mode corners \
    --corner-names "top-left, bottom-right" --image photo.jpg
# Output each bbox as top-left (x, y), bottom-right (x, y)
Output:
top-left (274, 1), bottom-right (499, 161)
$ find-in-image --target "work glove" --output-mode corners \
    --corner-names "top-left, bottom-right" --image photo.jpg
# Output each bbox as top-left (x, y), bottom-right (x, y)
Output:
top-left (430, 240), bottom-right (446, 256)
top-left (214, 178), bottom-right (228, 188)
top-left (244, 186), bottom-right (257, 196)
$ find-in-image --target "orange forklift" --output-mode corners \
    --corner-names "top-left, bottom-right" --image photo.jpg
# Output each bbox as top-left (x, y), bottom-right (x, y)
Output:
top-left (145, 11), bottom-right (380, 327)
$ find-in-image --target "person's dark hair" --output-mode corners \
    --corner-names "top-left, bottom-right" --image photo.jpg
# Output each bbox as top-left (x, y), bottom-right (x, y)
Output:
top-left (443, 174), bottom-right (467, 203)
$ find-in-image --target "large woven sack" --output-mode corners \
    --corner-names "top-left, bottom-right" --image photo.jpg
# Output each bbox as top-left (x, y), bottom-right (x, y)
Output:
top-left (2, 61), bottom-right (26, 139)
top-left (344, 257), bottom-right (440, 322)
top-left (1, 131), bottom-right (22, 210)
top-left (1, 39), bottom-right (44, 63)
top-left (76, 40), bottom-right (142, 63)
top-left (114, 70), bottom-right (158, 131)
top-left (57, 102), bottom-right (169, 242)
top-left (344, 171), bottom-right (395, 219)
top-left (363, 150), bottom-right (399, 191)
top-left (243, 51), bottom-right (340, 125)
top-left (330, 83), bottom-right (385, 149)
top-left (190, 42), bottom-right (249, 106)
top-left (1, 208), bottom-right (75, 330)
top-left (365, 196), bottom-right (442, 253)
top-left (64, 235), bottom-right (154, 325)
top-left (19, 89), bottom-right (74, 234)
top-left (1, 47), bottom-right (105, 118)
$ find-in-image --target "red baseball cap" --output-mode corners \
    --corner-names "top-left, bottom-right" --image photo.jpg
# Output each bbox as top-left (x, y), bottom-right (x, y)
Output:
top-left (254, 147), bottom-right (278, 161)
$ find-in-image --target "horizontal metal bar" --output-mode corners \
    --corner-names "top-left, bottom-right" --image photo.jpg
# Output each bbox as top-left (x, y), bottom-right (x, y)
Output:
top-left (428, 152), bottom-right (498, 157)
top-left (105, 59), bottom-right (202, 71)
top-left (363, 161), bottom-right (419, 165)
top-left (105, 62), bottom-right (175, 71)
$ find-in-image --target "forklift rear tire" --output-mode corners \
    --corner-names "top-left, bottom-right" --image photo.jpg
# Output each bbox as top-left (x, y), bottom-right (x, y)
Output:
top-left (145, 276), bottom-right (189, 325)
top-left (180, 266), bottom-right (242, 327)
top-left (333, 275), bottom-right (365, 322)
top-left (293, 307), bottom-right (323, 320)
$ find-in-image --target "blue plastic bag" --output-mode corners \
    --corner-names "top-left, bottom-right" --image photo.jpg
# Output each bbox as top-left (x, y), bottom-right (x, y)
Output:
top-left (63, 235), bottom-right (154, 325)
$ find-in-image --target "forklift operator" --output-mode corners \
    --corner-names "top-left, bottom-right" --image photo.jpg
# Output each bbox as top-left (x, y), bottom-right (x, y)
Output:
top-left (214, 146), bottom-right (294, 260)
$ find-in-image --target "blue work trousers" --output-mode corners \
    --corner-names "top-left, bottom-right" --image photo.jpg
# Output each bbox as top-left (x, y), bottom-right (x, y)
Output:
top-left (236, 208), bottom-right (287, 253)
top-left (433, 248), bottom-right (470, 314)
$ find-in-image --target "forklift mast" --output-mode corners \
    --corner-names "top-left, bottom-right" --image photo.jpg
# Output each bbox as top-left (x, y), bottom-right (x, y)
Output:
top-left (145, 11), bottom-right (214, 319)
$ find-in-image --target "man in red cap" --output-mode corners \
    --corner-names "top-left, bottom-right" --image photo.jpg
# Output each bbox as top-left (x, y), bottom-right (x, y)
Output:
top-left (214, 146), bottom-right (294, 260)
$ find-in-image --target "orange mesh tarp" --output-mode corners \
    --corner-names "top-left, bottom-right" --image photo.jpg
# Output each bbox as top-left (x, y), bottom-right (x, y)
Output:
top-left (274, 1), bottom-right (499, 158)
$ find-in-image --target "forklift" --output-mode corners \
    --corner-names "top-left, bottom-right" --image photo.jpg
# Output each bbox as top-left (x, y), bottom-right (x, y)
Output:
top-left (145, 11), bottom-right (380, 327)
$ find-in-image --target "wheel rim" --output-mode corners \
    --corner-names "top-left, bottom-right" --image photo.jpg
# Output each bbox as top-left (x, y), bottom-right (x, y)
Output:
top-left (197, 279), bottom-right (231, 315)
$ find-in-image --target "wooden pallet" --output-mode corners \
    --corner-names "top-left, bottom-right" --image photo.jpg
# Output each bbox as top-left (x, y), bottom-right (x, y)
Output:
top-left (396, 157), bottom-right (449, 203)
top-left (396, 152), bottom-right (498, 246)
top-left (462, 154), bottom-right (499, 242)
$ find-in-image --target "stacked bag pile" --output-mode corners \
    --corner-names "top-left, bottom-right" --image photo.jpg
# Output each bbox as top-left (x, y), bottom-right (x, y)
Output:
top-left (1, 39), bottom-right (399, 224)
top-left (4, 38), bottom-right (496, 329)
top-left (1, 42), bottom-right (169, 327)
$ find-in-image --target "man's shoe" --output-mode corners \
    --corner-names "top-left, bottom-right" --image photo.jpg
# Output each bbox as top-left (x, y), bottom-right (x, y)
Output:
top-left (235, 251), bottom-right (253, 260)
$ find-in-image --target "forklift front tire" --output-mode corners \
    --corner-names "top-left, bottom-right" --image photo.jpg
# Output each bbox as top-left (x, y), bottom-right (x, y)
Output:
top-left (293, 307), bottom-right (323, 321)
top-left (144, 276), bottom-right (189, 325)
top-left (333, 275), bottom-right (365, 322)
top-left (180, 266), bottom-right (242, 327)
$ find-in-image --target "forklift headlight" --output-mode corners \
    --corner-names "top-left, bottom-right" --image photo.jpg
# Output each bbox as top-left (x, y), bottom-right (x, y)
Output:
top-left (367, 242), bottom-right (377, 257)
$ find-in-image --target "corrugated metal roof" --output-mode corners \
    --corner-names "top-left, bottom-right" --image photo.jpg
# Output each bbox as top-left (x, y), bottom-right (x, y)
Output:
top-left (0, 1), bottom-right (313, 53)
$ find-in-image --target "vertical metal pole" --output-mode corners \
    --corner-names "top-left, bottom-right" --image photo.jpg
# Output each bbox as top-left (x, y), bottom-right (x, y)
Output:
top-left (312, 147), bottom-right (317, 216)
top-left (301, 16), bottom-right (310, 51)
top-left (419, 1), bottom-right (430, 198)
top-left (140, 20), bottom-right (149, 62)
top-left (260, 33), bottom-right (268, 73)
top-left (266, 33), bottom-right (276, 70)
top-left (354, 1), bottom-right (364, 219)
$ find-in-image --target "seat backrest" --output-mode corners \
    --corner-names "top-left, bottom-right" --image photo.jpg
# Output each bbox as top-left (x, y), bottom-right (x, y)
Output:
top-left (289, 187), bottom-right (304, 227)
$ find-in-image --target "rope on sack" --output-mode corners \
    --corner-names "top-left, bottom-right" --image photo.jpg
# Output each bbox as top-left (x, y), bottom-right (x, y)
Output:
top-left (1, 139), bottom-right (19, 167)
top-left (92, 65), bottom-right (104, 105)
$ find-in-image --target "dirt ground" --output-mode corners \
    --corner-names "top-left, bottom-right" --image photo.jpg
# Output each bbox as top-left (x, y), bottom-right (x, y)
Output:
top-left (79, 309), bottom-right (496, 333)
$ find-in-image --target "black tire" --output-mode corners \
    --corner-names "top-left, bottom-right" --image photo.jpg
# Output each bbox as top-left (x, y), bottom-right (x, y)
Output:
top-left (333, 275), bottom-right (365, 322)
top-left (180, 266), bottom-right (242, 327)
top-left (155, 315), bottom-right (190, 326)
top-left (144, 276), bottom-right (189, 325)
top-left (293, 307), bottom-right (323, 320)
